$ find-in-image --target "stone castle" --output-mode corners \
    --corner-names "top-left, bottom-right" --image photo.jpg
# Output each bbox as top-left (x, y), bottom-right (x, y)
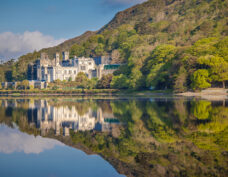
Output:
top-left (28, 52), bottom-right (120, 82)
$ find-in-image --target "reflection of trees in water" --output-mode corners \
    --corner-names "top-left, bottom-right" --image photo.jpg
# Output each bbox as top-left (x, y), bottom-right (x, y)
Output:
top-left (97, 100), bottom-right (113, 114)
top-left (191, 100), bottom-right (212, 120)
top-left (110, 99), bottom-right (228, 151)
top-left (104, 99), bottom-right (228, 176)
top-left (0, 104), bottom-right (40, 135)
top-left (189, 100), bottom-right (228, 151)
top-left (0, 98), bottom-right (227, 177)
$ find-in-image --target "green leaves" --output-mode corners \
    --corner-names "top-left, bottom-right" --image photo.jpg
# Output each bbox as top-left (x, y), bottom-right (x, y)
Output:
top-left (111, 74), bottom-right (129, 89)
top-left (94, 43), bottom-right (104, 56)
top-left (197, 55), bottom-right (228, 87)
top-left (191, 69), bottom-right (211, 90)
top-left (75, 72), bottom-right (89, 88)
top-left (70, 44), bottom-right (85, 58)
top-left (190, 37), bottom-right (218, 56)
top-left (144, 44), bottom-right (177, 89)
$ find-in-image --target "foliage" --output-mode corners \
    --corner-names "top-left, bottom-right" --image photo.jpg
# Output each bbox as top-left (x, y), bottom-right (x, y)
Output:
top-left (87, 78), bottom-right (98, 89)
top-left (0, 0), bottom-right (228, 92)
top-left (197, 55), bottom-right (228, 88)
top-left (29, 85), bottom-right (34, 90)
top-left (16, 80), bottom-right (30, 90)
top-left (70, 44), bottom-right (85, 58)
top-left (191, 100), bottom-right (212, 120)
top-left (191, 69), bottom-right (211, 90)
top-left (96, 74), bottom-right (113, 89)
top-left (111, 74), bottom-right (129, 89)
top-left (173, 66), bottom-right (187, 92)
top-left (75, 72), bottom-right (89, 88)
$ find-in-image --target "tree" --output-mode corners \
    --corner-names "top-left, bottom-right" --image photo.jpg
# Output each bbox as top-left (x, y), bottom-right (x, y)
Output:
top-left (144, 44), bottom-right (176, 76)
top-left (18, 80), bottom-right (29, 90)
top-left (97, 74), bottom-right (113, 89)
top-left (87, 78), bottom-right (98, 89)
top-left (29, 85), bottom-right (34, 90)
top-left (197, 55), bottom-right (228, 88)
top-left (190, 37), bottom-right (218, 56)
top-left (111, 74), bottom-right (129, 89)
top-left (174, 66), bottom-right (187, 92)
top-left (191, 69), bottom-right (211, 90)
top-left (95, 43), bottom-right (104, 56)
top-left (216, 62), bottom-right (228, 88)
top-left (75, 72), bottom-right (89, 88)
top-left (70, 44), bottom-right (85, 58)
top-left (215, 36), bottom-right (228, 62)
top-left (146, 63), bottom-right (164, 88)
top-left (128, 67), bottom-right (144, 89)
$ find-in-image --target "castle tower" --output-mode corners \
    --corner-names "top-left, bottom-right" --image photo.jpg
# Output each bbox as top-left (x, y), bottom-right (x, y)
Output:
top-left (62, 51), bottom-right (69, 60)
top-left (55, 53), bottom-right (60, 66)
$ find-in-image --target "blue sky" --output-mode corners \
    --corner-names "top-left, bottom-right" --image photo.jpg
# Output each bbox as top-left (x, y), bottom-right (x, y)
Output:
top-left (0, 0), bottom-right (147, 60)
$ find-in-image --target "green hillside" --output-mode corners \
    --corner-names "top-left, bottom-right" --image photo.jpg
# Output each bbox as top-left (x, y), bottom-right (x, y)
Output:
top-left (1, 0), bottom-right (228, 91)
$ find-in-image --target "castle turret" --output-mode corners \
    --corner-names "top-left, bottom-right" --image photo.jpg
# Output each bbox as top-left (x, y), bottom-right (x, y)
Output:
top-left (62, 51), bottom-right (69, 61)
top-left (55, 53), bottom-right (60, 66)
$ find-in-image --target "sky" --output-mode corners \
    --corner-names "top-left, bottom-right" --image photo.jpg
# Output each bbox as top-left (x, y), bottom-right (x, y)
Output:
top-left (0, 125), bottom-right (62, 154)
top-left (0, 0), bottom-right (147, 61)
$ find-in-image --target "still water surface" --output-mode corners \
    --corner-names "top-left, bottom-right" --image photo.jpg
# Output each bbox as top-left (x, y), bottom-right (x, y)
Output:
top-left (0, 97), bottom-right (227, 177)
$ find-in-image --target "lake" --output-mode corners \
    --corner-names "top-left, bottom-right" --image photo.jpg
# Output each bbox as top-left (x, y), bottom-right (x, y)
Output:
top-left (0, 96), bottom-right (227, 177)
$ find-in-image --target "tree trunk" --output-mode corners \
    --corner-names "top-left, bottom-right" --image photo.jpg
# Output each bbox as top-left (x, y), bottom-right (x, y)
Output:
top-left (222, 81), bottom-right (225, 89)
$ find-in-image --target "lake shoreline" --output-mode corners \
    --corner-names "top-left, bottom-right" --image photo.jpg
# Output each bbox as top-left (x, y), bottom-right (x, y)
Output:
top-left (0, 88), bottom-right (227, 98)
top-left (175, 89), bottom-right (228, 101)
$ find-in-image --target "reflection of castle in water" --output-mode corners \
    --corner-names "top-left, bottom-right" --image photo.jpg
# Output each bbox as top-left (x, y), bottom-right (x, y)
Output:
top-left (1, 99), bottom-right (120, 136)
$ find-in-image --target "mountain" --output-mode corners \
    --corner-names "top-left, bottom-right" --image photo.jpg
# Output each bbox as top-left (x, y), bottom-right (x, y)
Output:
top-left (1, 0), bottom-right (228, 90)
top-left (40, 31), bottom-right (96, 58)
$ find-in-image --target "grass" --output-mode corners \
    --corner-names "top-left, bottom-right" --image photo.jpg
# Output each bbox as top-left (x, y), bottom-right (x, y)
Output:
top-left (0, 89), bottom-right (119, 95)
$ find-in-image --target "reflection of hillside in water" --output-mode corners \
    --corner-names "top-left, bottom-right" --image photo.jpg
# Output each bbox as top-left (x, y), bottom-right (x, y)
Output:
top-left (1, 98), bottom-right (228, 177)
top-left (1, 99), bottom-right (120, 136)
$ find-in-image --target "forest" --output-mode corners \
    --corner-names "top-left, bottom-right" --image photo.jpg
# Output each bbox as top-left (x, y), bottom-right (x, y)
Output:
top-left (0, 0), bottom-right (227, 92)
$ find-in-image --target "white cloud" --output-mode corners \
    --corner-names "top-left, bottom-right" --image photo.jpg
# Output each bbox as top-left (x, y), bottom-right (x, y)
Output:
top-left (103, 0), bottom-right (147, 5)
top-left (0, 125), bottom-right (63, 154)
top-left (0, 31), bottom-right (65, 61)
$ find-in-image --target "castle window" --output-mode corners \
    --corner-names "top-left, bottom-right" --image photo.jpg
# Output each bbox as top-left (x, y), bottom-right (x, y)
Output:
top-left (89, 62), bottom-right (91, 65)
top-left (64, 70), bottom-right (67, 74)
top-left (81, 66), bottom-right (86, 70)
top-left (69, 70), bottom-right (72, 74)
top-left (74, 70), bottom-right (76, 74)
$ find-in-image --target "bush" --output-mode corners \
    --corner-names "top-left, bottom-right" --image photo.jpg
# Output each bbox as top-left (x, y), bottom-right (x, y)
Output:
top-left (29, 85), bottom-right (34, 90)
top-left (97, 74), bottom-right (113, 89)
top-left (111, 74), bottom-right (128, 89)
top-left (191, 69), bottom-right (211, 90)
